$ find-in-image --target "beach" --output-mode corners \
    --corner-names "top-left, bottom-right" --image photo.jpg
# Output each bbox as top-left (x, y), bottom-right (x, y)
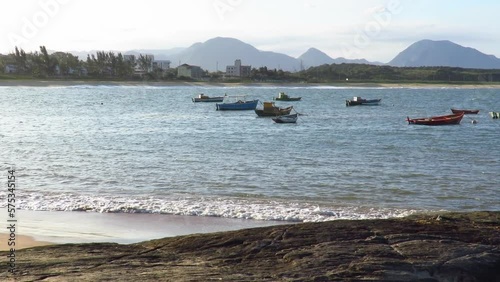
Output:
top-left (1, 78), bottom-right (500, 88)
top-left (0, 209), bottom-right (289, 248)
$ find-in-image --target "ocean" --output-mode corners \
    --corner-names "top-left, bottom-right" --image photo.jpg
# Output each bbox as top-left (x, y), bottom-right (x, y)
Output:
top-left (1, 85), bottom-right (499, 223)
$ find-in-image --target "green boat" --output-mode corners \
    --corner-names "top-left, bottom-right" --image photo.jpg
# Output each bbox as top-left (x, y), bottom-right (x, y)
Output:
top-left (273, 92), bottom-right (301, 101)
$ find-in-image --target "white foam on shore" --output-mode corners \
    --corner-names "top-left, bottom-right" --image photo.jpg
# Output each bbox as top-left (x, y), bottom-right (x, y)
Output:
top-left (4, 192), bottom-right (418, 223)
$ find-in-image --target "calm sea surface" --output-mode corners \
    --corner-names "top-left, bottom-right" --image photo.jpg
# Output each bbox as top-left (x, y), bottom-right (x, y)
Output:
top-left (1, 85), bottom-right (499, 222)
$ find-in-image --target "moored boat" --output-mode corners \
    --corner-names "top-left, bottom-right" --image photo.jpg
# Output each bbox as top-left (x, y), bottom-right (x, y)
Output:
top-left (490, 112), bottom-right (500, 119)
top-left (216, 96), bottom-right (259, 111)
top-left (451, 108), bottom-right (480, 115)
top-left (255, 102), bottom-right (293, 117)
top-left (346, 97), bottom-right (381, 106)
top-left (272, 114), bottom-right (298, 123)
top-left (274, 92), bottom-right (301, 101)
top-left (192, 94), bottom-right (225, 102)
top-left (406, 113), bottom-right (464, 126)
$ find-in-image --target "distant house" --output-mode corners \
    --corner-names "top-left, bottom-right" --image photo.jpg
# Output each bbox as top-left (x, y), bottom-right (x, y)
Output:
top-left (226, 59), bottom-right (251, 77)
top-left (177, 64), bottom-right (204, 79)
top-left (4, 64), bottom-right (17, 74)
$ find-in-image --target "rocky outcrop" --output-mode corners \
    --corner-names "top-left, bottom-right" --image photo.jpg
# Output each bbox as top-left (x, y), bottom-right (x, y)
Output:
top-left (3, 212), bottom-right (499, 281)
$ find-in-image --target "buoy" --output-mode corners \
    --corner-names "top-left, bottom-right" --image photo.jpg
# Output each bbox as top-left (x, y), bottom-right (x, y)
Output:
top-left (471, 120), bottom-right (477, 124)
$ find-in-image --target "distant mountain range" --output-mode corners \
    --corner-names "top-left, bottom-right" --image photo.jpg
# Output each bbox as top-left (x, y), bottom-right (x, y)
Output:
top-left (67, 37), bottom-right (500, 71)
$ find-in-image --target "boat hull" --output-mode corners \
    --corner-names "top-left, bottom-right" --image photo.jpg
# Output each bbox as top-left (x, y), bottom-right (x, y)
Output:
top-left (346, 99), bottom-right (381, 106)
top-left (274, 97), bottom-right (301, 101)
top-left (490, 112), bottom-right (500, 119)
top-left (255, 106), bottom-right (293, 117)
top-left (407, 113), bottom-right (464, 126)
top-left (216, 100), bottom-right (259, 111)
top-left (272, 114), bottom-right (298, 123)
top-left (451, 108), bottom-right (479, 115)
top-left (192, 97), bottom-right (224, 102)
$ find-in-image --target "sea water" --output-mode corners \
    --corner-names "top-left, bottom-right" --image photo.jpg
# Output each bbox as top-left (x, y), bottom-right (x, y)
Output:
top-left (1, 85), bottom-right (499, 222)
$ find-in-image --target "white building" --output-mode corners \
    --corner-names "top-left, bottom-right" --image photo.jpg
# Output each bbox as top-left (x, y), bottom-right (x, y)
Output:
top-left (226, 59), bottom-right (251, 77)
top-left (177, 64), bottom-right (204, 79)
top-left (153, 60), bottom-right (171, 71)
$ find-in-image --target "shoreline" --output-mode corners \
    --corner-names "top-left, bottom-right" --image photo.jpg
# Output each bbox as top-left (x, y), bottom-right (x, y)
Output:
top-left (1, 78), bottom-right (500, 88)
top-left (3, 211), bottom-right (498, 281)
top-left (0, 209), bottom-right (290, 246)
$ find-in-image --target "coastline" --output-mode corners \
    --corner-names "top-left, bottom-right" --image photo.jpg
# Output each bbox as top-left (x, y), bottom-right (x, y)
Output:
top-left (1, 78), bottom-right (500, 88)
top-left (0, 209), bottom-right (289, 246)
top-left (2, 211), bottom-right (498, 281)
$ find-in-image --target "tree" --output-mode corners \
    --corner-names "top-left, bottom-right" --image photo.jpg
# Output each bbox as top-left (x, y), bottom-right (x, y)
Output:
top-left (138, 54), bottom-right (153, 74)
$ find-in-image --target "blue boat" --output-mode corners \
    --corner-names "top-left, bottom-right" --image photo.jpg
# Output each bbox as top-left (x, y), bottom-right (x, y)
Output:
top-left (216, 96), bottom-right (259, 111)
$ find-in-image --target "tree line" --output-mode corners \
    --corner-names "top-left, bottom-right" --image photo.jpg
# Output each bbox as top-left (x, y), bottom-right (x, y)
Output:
top-left (2, 46), bottom-right (500, 83)
top-left (0, 46), bottom-right (165, 79)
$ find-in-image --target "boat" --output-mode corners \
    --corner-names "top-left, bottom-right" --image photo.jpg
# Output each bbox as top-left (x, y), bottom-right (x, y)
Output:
top-left (192, 93), bottom-right (225, 102)
top-left (216, 96), bottom-right (259, 111)
top-left (272, 114), bottom-right (298, 123)
top-left (273, 92), bottom-right (301, 101)
top-left (490, 112), bottom-right (500, 119)
top-left (406, 113), bottom-right (464, 126)
top-left (346, 97), bottom-right (381, 106)
top-left (255, 102), bottom-right (293, 117)
top-left (451, 108), bottom-right (480, 115)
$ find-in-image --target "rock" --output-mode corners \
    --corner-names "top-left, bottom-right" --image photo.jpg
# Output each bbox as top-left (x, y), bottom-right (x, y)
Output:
top-left (2, 211), bottom-right (499, 281)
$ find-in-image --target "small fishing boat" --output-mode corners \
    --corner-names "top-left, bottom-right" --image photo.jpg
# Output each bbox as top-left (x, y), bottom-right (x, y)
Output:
top-left (255, 102), bottom-right (293, 117)
top-left (451, 108), bottom-right (480, 115)
top-left (272, 114), bottom-right (298, 123)
top-left (490, 112), bottom-right (500, 119)
top-left (406, 113), bottom-right (464, 126)
top-left (273, 92), bottom-right (301, 101)
top-left (192, 94), bottom-right (225, 102)
top-left (216, 96), bottom-right (259, 111)
top-left (346, 97), bottom-right (381, 106)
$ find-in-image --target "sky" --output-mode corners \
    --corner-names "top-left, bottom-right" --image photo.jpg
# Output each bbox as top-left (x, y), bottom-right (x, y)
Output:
top-left (1, 0), bottom-right (499, 63)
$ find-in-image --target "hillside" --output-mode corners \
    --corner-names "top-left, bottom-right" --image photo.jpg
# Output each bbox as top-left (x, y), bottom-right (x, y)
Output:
top-left (389, 39), bottom-right (500, 69)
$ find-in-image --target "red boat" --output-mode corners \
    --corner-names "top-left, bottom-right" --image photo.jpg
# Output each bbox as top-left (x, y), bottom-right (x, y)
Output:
top-left (406, 113), bottom-right (465, 126)
top-left (451, 108), bottom-right (479, 115)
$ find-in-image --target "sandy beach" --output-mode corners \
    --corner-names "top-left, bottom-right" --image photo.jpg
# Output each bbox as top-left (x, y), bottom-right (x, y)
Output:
top-left (0, 209), bottom-right (289, 249)
top-left (1, 78), bottom-right (500, 88)
top-left (0, 233), bottom-right (53, 251)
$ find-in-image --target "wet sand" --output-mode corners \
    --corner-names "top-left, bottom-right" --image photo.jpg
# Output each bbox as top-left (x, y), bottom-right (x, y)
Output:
top-left (0, 209), bottom-right (289, 247)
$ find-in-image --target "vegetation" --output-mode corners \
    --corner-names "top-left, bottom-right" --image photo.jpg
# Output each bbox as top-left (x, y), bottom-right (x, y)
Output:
top-left (2, 46), bottom-right (500, 84)
top-left (297, 63), bottom-right (500, 84)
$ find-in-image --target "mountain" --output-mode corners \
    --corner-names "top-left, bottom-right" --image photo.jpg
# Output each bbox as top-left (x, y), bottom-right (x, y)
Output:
top-left (61, 37), bottom-right (380, 71)
top-left (168, 37), bottom-right (300, 72)
top-left (389, 39), bottom-right (500, 69)
top-left (298, 48), bottom-right (381, 69)
top-left (298, 48), bottom-right (335, 69)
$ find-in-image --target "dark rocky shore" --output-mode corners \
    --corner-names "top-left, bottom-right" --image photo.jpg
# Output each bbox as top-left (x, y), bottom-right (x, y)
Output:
top-left (3, 211), bottom-right (499, 281)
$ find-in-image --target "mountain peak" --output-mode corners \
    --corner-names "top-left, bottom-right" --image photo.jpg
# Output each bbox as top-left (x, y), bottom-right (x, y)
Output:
top-left (389, 40), bottom-right (500, 68)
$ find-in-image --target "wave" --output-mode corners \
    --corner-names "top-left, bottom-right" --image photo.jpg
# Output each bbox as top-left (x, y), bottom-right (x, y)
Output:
top-left (3, 192), bottom-right (418, 222)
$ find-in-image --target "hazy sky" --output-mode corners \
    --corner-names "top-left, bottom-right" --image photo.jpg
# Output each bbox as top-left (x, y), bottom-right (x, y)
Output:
top-left (1, 0), bottom-right (499, 63)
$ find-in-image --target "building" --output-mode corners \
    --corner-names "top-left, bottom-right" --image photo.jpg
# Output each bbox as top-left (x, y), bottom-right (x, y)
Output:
top-left (177, 64), bottom-right (204, 79)
top-left (4, 64), bottom-right (17, 74)
top-left (153, 60), bottom-right (171, 71)
top-left (226, 59), bottom-right (251, 77)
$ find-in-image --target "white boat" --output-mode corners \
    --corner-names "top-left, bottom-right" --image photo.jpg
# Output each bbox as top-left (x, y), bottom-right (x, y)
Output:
top-left (192, 94), bottom-right (225, 102)
top-left (272, 113), bottom-right (298, 123)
